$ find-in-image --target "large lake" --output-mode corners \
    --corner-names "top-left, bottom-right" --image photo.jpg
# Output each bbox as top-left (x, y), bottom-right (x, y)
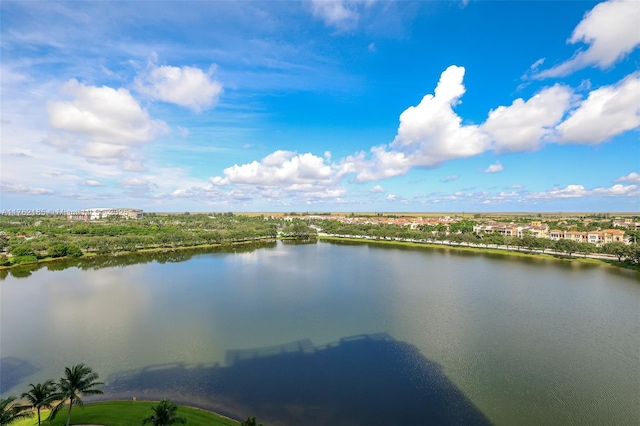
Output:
top-left (1, 241), bottom-right (639, 425)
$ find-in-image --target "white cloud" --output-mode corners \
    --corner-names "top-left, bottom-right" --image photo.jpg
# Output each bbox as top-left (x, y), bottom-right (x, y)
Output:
top-left (556, 73), bottom-right (640, 143)
top-left (483, 162), bottom-right (504, 174)
top-left (47, 79), bottom-right (167, 165)
top-left (527, 183), bottom-right (639, 199)
top-left (204, 66), bottom-right (637, 196)
top-left (208, 150), bottom-right (348, 205)
top-left (371, 185), bottom-right (385, 193)
top-left (170, 188), bottom-right (195, 198)
top-left (311, 0), bottom-right (359, 30)
top-left (135, 57), bottom-right (223, 112)
top-left (615, 172), bottom-right (640, 184)
top-left (81, 180), bottom-right (106, 187)
top-left (536, 0), bottom-right (640, 78)
top-left (8, 148), bottom-right (34, 158)
top-left (346, 67), bottom-right (639, 184)
top-left (119, 178), bottom-right (150, 188)
top-left (212, 150), bottom-right (334, 186)
top-left (0, 64), bottom-right (29, 85)
top-left (349, 65), bottom-right (490, 182)
top-left (1, 181), bottom-right (54, 195)
top-left (483, 84), bottom-right (573, 152)
top-left (122, 160), bottom-right (146, 172)
top-left (80, 142), bottom-right (129, 163)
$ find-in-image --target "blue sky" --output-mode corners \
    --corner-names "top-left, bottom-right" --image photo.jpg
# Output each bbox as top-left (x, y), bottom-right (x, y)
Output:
top-left (1, 0), bottom-right (639, 212)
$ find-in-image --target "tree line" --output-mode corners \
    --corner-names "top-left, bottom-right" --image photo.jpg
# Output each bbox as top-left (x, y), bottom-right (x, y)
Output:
top-left (312, 220), bottom-right (640, 264)
top-left (0, 214), bottom-right (298, 266)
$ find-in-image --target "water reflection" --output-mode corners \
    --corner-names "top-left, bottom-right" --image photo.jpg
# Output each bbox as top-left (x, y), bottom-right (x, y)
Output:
top-left (0, 241), bottom-right (277, 280)
top-left (0, 357), bottom-right (39, 393)
top-left (2, 241), bottom-right (638, 424)
top-left (105, 334), bottom-right (490, 426)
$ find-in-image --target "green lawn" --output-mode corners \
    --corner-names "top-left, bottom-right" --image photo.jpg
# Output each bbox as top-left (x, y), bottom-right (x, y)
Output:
top-left (11, 401), bottom-right (240, 426)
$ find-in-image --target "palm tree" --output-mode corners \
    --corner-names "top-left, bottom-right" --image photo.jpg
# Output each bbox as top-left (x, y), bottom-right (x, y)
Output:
top-left (142, 399), bottom-right (186, 425)
top-left (21, 380), bottom-right (57, 425)
top-left (51, 364), bottom-right (104, 426)
top-left (241, 417), bottom-right (264, 426)
top-left (0, 396), bottom-right (33, 425)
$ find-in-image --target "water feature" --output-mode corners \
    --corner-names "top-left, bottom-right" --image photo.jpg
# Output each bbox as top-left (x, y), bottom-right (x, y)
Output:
top-left (1, 241), bottom-right (639, 424)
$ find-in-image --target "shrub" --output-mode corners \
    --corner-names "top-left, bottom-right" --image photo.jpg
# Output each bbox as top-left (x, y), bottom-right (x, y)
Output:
top-left (48, 243), bottom-right (68, 258)
top-left (12, 255), bottom-right (38, 265)
top-left (10, 245), bottom-right (34, 257)
top-left (66, 244), bottom-right (83, 257)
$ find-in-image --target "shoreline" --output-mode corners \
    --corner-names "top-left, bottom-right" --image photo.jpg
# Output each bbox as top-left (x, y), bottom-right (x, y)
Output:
top-left (0, 237), bottom-right (277, 271)
top-left (318, 234), bottom-right (640, 272)
top-left (12, 400), bottom-right (240, 426)
top-left (2, 234), bottom-right (638, 273)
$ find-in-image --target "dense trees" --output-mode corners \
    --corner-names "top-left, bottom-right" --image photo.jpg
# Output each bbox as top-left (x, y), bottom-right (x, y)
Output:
top-left (47, 244), bottom-right (82, 258)
top-left (2, 214), bottom-right (639, 268)
top-left (0, 214), bottom-right (282, 265)
top-left (281, 221), bottom-right (317, 239)
top-left (554, 239), bottom-right (579, 257)
top-left (603, 242), bottom-right (628, 261)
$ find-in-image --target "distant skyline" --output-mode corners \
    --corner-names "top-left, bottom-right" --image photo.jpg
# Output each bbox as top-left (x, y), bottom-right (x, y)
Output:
top-left (1, 0), bottom-right (639, 212)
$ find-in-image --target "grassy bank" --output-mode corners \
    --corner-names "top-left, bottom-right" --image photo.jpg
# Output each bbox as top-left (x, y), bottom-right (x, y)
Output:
top-left (318, 235), bottom-right (640, 272)
top-left (11, 400), bottom-right (239, 426)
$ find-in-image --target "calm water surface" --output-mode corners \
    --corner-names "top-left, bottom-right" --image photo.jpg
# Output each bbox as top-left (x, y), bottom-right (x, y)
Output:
top-left (1, 241), bottom-right (639, 425)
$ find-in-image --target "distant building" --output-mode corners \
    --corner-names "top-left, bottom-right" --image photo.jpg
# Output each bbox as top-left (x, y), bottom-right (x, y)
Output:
top-left (549, 229), bottom-right (627, 247)
top-left (67, 208), bottom-right (143, 221)
top-left (549, 230), bottom-right (563, 241)
top-left (613, 218), bottom-right (640, 230)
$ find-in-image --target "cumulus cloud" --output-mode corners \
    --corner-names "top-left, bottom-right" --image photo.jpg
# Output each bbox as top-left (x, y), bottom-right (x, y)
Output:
top-left (311, 0), bottom-right (359, 30)
top-left (371, 185), bottom-right (385, 193)
top-left (208, 150), bottom-right (348, 204)
top-left (342, 66), bottom-right (639, 184)
top-left (170, 188), bottom-right (195, 198)
top-left (615, 172), bottom-right (640, 184)
top-left (348, 66), bottom-right (490, 182)
top-left (47, 79), bottom-right (167, 165)
top-left (536, 0), bottom-right (640, 78)
top-left (556, 73), bottom-right (640, 143)
top-left (482, 84), bottom-right (573, 152)
top-left (483, 162), bottom-right (504, 173)
top-left (196, 65), bottom-right (638, 202)
top-left (135, 57), bottom-right (223, 112)
top-left (212, 150), bottom-right (334, 186)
